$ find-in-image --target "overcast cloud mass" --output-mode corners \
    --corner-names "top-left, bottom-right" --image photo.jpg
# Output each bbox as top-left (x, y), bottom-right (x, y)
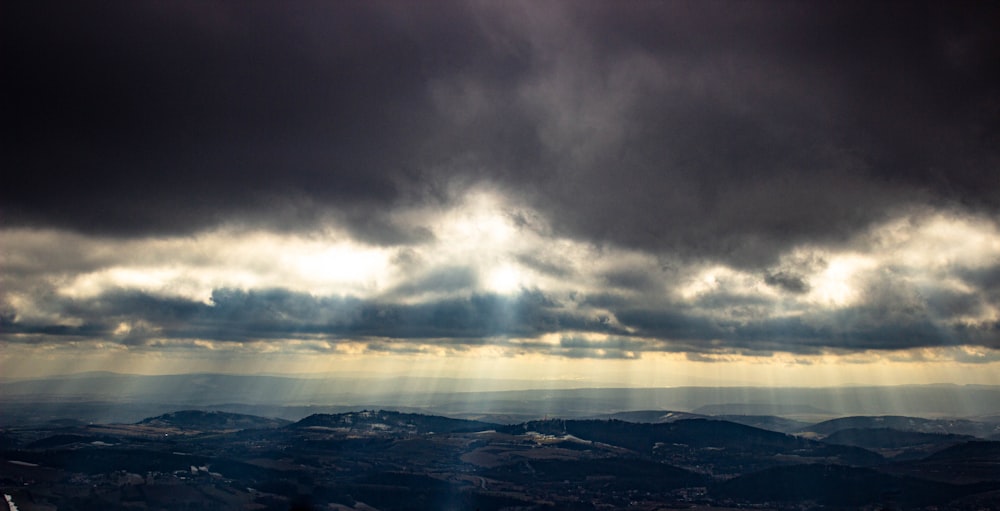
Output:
top-left (2, 1), bottom-right (999, 379)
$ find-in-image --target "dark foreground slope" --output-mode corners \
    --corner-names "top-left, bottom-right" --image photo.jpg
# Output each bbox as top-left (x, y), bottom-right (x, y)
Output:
top-left (879, 440), bottom-right (1000, 485)
top-left (716, 463), bottom-right (1000, 508)
top-left (2, 410), bottom-right (998, 510)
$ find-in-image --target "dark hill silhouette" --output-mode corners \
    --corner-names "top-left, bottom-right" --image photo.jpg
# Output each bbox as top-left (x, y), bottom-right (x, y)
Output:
top-left (137, 410), bottom-right (289, 430)
top-left (713, 414), bottom-right (810, 433)
top-left (602, 410), bottom-right (707, 423)
top-left (292, 410), bottom-right (498, 434)
top-left (923, 440), bottom-right (1000, 462)
top-left (801, 415), bottom-right (999, 438)
top-left (822, 427), bottom-right (975, 449)
top-left (604, 411), bottom-right (808, 433)
top-left (500, 418), bottom-right (881, 466)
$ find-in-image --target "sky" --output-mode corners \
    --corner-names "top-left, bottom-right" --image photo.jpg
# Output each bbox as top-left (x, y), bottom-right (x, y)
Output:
top-left (2, 1), bottom-right (999, 386)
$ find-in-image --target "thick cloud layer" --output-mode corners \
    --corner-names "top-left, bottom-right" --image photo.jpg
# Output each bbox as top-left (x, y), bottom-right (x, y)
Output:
top-left (4, 277), bottom-right (997, 355)
top-left (2, 1), bottom-right (999, 363)
top-left (5, 1), bottom-right (998, 259)
top-left (3, 211), bottom-right (998, 357)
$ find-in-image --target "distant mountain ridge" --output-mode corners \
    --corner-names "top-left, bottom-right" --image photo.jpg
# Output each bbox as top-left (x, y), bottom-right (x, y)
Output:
top-left (577, 410), bottom-right (810, 433)
top-left (693, 403), bottom-right (830, 415)
top-left (801, 415), bottom-right (1000, 438)
top-left (713, 414), bottom-right (810, 433)
top-left (601, 410), bottom-right (707, 423)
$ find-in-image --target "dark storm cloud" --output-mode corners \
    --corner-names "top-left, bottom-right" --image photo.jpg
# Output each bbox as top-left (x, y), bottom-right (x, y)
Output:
top-left (7, 281), bottom-right (995, 355)
top-left (344, 290), bottom-right (599, 339)
top-left (587, 263), bottom-right (1000, 353)
top-left (384, 266), bottom-right (478, 298)
top-left (958, 265), bottom-right (1000, 300)
top-left (764, 271), bottom-right (810, 294)
top-left (557, 336), bottom-right (644, 359)
top-left (516, 0), bottom-right (1000, 267)
top-left (4, 1), bottom-right (998, 264)
top-left (923, 288), bottom-right (988, 319)
top-left (600, 268), bottom-right (664, 293)
top-left (2, 1), bottom-right (489, 240)
top-left (4, 1), bottom-right (1000, 360)
top-left (2, 288), bottom-right (620, 345)
top-left (611, 305), bottom-right (997, 353)
top-left (514, 253), bottom-right (574, 279)
top-left (557, 347), bottom-right (641, 360)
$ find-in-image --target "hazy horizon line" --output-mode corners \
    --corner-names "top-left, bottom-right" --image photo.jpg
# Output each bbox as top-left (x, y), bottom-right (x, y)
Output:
top-left (4, 370), bottom-right (997, 390)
